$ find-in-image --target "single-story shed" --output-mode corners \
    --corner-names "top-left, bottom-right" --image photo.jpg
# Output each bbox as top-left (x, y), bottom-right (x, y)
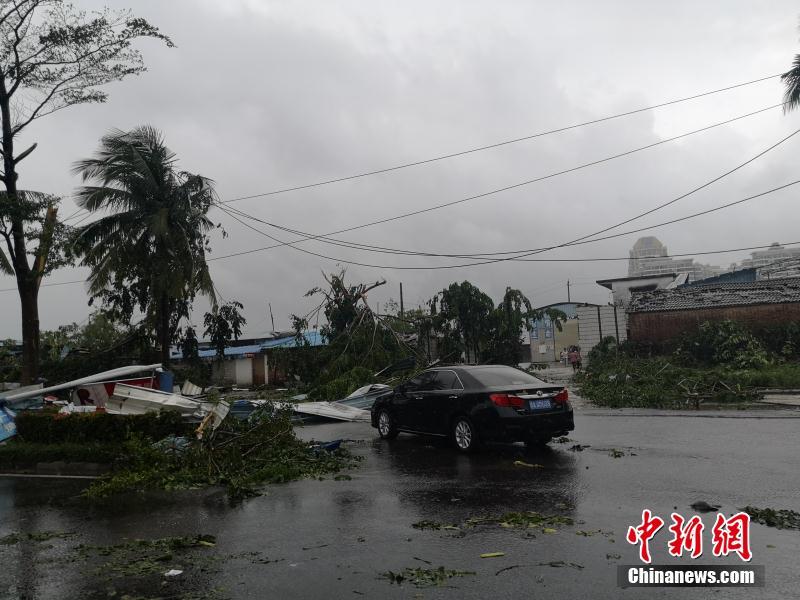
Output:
top-left (627, 278), bottom-right (800, 344)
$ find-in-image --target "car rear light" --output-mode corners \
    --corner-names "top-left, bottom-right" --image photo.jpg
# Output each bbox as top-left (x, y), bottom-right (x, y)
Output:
top-left (490, 393), bottom-right (525, 408)
top-left (553, 388), bottom-right (569, 404)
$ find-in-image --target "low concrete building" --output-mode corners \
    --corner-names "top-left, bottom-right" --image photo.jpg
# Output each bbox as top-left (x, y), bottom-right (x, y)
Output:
top-left (627, 278), bottom-right (800, 344)
top-left (596, 273), bottom-right (677, 307)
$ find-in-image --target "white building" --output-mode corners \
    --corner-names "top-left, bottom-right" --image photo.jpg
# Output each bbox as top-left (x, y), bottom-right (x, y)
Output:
top-left (628, 236), bottom-right (724, 282)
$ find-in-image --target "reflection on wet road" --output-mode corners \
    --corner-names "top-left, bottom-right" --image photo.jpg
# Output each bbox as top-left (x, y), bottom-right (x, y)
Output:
top-left (1, 413), bottom-right (799, 599)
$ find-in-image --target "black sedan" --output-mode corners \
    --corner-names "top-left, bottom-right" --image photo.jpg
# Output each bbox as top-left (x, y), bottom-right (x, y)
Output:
top-left (370, 365), bottom-right (574, 452)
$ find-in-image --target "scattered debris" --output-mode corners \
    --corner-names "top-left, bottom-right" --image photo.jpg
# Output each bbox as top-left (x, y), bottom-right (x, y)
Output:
top-left (0, 402), bottom-right (16, 442)
top-left (606, 553), bottom-right (622, 560)
top-left (542, 528), bottom-right (557, 534)
top-left (495, 565), bottom-right (523, 576)
top-left (383, 567), bottom-right (476, 588)
top-left (553, 436), bottom-right (572, 443)
top-left (741, 506), bottom-right (800, 530)
top-left (690, 501), bottom-right (721, 513)
top-left (302, 544), bottom-right (329, 551)
top-left (413, 556), bottom-right (432, 565)
top-left (568, 444), bottom-right (590, 452)
top-left (164, 569), bottom-right (183, 577)
top-left (480, 552), bottom-right (505, 558)
top-left (609, 449), bottom-right (625, 458)
top-left (513, 460), bottom-right (544, 468)
top-left (291, 401), bottom-right (370, 423)
top-left (541, 561), bottom-right (583, 569)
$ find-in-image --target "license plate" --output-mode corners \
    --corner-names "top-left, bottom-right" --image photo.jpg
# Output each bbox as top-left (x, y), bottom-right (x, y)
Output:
top-left (529, 399), bottom-right (551, 411)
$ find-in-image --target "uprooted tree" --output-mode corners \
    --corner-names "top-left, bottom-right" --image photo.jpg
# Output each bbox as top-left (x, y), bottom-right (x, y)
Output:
top-left (0, 0), bottom-right (172, 382)
top-left (283, 270), bottom-right (413, 398)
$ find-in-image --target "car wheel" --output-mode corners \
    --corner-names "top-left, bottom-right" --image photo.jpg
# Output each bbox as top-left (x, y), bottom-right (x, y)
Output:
top-left (377, 409), bottom-right (399, 440)
top-left (451, 416), bottom-right (478, 452)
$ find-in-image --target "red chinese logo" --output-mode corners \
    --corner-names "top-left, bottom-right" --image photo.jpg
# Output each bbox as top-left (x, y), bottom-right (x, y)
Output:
top-left (626, 509), bottom-right (664, 564)
top-left (667, 513), bottom-right (704, 558)
top-left (711, 512), bottom-right (752, 562)
top-left (626, 510), bottom-right (752, 563)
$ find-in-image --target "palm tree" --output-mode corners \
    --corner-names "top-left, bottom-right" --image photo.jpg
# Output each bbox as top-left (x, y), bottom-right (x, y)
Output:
top-left (73, 126), bottom-right (217, 366)
top-left (782, 54), bottom-right (800, 111)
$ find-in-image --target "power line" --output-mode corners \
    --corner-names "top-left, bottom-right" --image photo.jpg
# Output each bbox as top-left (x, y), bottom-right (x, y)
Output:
top-left (216, 180), bottom-right (800, 269)
top-left (211, 125), bottom-right (799, 266)
top-left (0, 279), bottom-right (85, 293)
top-left (219, 73), bottom-right (783, 204)
top-left (209, 102), bottom-right (786, 262)
top-left (4, 242), bottom-right (799, 297)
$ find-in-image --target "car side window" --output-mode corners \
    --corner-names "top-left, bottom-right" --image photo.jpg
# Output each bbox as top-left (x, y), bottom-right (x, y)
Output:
top-left (406, 371), bottom-right (436, 392)
top-left (432, 370), bottom-right (462, 390)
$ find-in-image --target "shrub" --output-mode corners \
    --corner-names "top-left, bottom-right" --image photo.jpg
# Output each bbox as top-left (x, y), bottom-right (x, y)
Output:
top-left (15, 410), bottom-right (192, 444)
top-left (674, 320), bottom-right (769, 369)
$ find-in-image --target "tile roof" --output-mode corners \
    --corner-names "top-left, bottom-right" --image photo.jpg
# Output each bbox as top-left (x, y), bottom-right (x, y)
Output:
top-left (628, 277), bottom-right (800, 313)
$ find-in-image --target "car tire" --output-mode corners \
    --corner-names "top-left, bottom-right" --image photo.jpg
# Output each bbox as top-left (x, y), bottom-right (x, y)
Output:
top-left (377, 409), bottom-right (399, 440)
top-left (451, 416), bottom-right (479, 453)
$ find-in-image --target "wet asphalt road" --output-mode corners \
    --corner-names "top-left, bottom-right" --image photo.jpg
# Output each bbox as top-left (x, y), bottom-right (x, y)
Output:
top-left (1, 410), bottom-right (799, 599)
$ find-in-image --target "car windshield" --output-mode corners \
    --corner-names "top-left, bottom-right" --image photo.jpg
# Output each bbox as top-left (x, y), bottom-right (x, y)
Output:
top-left (468, 366), bottom-right (545, 386)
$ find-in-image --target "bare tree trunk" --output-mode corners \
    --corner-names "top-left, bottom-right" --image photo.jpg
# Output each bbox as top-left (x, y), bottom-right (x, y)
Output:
top-left (159, 293), bottom-right (171, 368)
top-left (18, 280), bottom-right (39, 383)
top-left (1, 78), bottom-right (39, 384)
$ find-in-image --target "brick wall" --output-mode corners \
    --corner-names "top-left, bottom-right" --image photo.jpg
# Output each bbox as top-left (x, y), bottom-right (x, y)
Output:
top-left (628, 302), bottom-right (800, 343)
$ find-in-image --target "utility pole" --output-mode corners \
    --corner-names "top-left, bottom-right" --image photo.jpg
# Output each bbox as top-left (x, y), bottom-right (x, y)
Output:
top-left (567, 280), bottom-right (571, 302)
top-left (268, 303), bottom-right (275, 332)
top-left (400, 282), bottom-right (405, 317)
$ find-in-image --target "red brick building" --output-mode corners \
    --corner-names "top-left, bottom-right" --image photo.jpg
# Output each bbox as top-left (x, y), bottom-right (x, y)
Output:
top-left (627, 278), bottom-right (800, 344)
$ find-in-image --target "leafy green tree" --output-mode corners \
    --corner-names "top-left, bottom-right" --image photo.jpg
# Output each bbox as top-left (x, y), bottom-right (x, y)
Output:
top-left (0, 0), bottom-right (171, 382)
top-left (432, 281), bottom-right (495, 363)
top-left (203, 301), bottom-right (246, 362)
top-left (181, 326), bottom-right (200, 364)
top-left (73, 127), bottom-right (217, 367)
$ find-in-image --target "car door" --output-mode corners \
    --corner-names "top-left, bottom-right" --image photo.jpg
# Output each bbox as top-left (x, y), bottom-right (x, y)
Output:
top-left (394, 371), bottom-right (435, 430)
top-left (416, 370), bottom-right (464, 434)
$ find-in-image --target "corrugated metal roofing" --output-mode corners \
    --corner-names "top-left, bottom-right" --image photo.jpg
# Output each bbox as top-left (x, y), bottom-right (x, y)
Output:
top-left (628, 277), bottom-right (800, 313)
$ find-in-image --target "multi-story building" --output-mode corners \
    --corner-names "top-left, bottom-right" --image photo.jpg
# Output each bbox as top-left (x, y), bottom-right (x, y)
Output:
top-left (627, 236), bottom-right (725, 282)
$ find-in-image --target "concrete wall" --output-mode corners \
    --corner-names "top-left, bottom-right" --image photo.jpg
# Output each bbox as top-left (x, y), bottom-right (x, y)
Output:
top-left (577, 305), bottom-right (628, 351)
top-left (530, 319), bottom-right (580, 362)
top-left (628, 302), bottom-right (800, 344)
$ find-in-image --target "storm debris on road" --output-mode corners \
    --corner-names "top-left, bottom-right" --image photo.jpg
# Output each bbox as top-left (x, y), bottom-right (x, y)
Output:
top-left (480, 552), bottom-right (505, 558)
top-left (690, 501), bottom-right (721, 513)
top-left (569, 444), bottom-right (590, 451)
top-left (513, 460), bottom-right (544, 468)
top-left (383, 566), bottom-right (476, 588)
top-left (741, 506), bottom-right (800, 530)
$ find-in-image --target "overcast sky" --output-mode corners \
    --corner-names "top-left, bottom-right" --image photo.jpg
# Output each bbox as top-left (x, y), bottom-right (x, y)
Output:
top-left (3, 0), bottom-right (800, 339)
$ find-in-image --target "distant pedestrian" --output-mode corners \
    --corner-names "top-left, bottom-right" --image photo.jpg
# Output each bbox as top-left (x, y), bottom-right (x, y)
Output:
top-left (575, 348), bottom-right (583, 371)
top-left (568, 348), bottom-right (579, 372)
top-left (560, 349), bottom-right (567, 366)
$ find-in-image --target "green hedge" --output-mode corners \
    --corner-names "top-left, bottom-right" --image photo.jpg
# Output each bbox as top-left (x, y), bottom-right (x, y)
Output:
top-left (15, 410), bottom-right (192, 444)
top-left (0, 442), bottom-right (125, 465)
